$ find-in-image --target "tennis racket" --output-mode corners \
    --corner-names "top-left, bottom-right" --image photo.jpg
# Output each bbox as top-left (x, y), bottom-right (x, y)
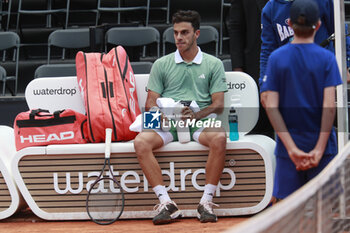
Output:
top-left (86, 128), bottom-right (125, 225)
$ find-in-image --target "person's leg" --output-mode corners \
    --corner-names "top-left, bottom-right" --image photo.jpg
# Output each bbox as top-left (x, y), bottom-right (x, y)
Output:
top-left (134, 130), bottom-right (181, 224)
top-left (273, 156), bottom-right (305, 199)
top-left (194, 126), bottom-right (226, 222)
top-left (134, 130), bottom-right (164, 187)
top-left (198, 127), bottom-right (227, 186)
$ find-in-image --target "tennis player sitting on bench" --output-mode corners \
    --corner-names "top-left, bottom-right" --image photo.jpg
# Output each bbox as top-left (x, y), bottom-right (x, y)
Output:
top-left (133, 10), bottom-right (228, 225)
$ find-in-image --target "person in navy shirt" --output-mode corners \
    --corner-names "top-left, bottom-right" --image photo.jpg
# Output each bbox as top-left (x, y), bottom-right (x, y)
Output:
top-left (259, 0), bottom-right (350, 96)
top-left (261, 0), bottom-right (342, 200)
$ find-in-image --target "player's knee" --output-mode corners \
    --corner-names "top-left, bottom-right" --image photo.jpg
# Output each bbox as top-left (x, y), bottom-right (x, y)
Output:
top-left (134, 134), bottom-right (152, 156)
top-left (209, 131), bottom-right (226, 151)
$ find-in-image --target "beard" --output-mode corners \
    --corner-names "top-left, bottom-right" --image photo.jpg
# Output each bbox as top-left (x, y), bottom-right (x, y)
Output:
top-left (177, 36), bottom-right (196, 53)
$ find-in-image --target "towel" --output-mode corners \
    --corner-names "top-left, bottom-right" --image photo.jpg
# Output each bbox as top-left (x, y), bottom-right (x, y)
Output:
top-left (129, 98), bottom-right (217, 132)
top-left (129, 114), bottom-right (143, 132)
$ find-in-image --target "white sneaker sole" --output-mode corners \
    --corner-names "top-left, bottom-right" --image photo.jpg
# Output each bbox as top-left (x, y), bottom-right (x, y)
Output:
top-left (170, 210), bottom-right (182, 219)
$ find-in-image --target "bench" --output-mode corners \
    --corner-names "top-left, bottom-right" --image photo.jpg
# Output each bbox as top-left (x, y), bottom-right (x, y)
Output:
top-left (0, 126), bottom-right (25, 219)
top-left (9, 72), bottom-right (276, 220)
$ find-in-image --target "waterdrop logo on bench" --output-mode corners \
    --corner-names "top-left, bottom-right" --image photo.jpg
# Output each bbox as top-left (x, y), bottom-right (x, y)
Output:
top-left (32, 87), bottom-right (78, 96)
top-left (227, 81), bottom-right (246, 90)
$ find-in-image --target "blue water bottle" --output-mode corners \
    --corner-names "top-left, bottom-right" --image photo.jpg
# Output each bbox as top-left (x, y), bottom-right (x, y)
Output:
top-left (229, 106), bottom-right (239, 141)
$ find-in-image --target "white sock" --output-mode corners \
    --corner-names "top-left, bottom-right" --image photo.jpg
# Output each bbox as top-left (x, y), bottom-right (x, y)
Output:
top-left (153, 185), bottom-right (171, 204)
top-left (200, 184), bottom-right (217, 204)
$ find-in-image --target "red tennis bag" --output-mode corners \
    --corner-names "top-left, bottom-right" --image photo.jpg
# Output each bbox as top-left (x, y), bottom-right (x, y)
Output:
top-left (14, 109), bottom-right (88, 151)
top-left (75, 46), bottom-right (141, 142)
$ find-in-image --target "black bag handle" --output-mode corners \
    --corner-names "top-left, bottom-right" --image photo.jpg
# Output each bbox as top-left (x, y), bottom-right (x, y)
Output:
top-left (29, 109), bottom-right (65, 120)
top-left (53, 110), bottom-right (65, 119)
top-left (29, 109), bottom-right (50, 120)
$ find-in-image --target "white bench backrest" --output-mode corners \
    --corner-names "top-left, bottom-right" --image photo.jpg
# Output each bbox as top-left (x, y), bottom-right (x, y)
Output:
top-left (25, 72), bottom-right (259, 135)
top-left (220, 72), bottom-right (259, 135)
top-left (25, 76), bottom-right (86, 114)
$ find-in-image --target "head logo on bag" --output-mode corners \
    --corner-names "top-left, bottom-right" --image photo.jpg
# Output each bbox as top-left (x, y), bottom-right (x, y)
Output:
top-left (20, 131), bottom-right (74, 143)
top-left (113, 57), bottom-right (116, 67)
top-left (129, 71), bottom-right (136, 116)
top-left (122, 108), bottom-right (127, 118)
top-left (78, 79), bottom-right (85, 100)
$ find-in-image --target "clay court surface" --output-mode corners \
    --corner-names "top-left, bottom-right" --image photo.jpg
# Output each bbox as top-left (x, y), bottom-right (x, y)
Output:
top-left (1, 209), bottom-right (248, 233)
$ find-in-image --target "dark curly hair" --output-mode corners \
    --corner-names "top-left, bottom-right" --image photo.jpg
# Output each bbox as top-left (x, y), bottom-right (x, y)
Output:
top-left (172, 10), bottom-right (201, 31)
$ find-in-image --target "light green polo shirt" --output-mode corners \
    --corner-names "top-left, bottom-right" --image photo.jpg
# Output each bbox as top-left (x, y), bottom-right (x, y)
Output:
top-left (147, 47), bottom-right (228, 109)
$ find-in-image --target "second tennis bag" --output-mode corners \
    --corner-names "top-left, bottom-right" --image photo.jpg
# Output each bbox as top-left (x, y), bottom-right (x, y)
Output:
top-left (75, 46), bottom-right (141, 142)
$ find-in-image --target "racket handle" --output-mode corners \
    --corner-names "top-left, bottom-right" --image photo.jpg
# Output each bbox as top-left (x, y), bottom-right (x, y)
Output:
top-left (105, 128), bottom-right (113, 159)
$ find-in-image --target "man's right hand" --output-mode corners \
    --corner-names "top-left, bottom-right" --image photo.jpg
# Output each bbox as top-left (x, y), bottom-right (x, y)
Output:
top-left (288, 148), bottom-right (311, 171)
top-left (181, 106), bottom-right (196, 121)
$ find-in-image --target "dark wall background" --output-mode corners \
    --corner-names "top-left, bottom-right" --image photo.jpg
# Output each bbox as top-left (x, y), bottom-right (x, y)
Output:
top-left (0, 0), bottom-right (228, 126)
top-left (0, 97), bottom-right (28, 127)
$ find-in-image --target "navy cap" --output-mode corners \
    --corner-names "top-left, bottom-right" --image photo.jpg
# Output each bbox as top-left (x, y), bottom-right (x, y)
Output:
top-left (290, 0), bottom-right (319, 28)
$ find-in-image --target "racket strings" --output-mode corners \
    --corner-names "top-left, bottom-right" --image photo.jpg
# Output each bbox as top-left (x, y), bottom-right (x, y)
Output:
top-left (87, 177), bottom-right (124, 224)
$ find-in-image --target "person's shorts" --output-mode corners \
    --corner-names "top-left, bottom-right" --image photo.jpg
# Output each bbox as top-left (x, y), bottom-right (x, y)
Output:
top-left (273, 154), bottom-right (335, 199)
top-left (152, 118), bottom-right (217, 145)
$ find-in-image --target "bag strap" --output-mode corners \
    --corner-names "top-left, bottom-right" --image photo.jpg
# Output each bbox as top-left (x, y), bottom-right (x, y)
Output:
top-left (115, 47), bottom-right (129, 81)
top-left (53, 110), bottom-right (65, 119)
top-left (29, 109), bottom-right (50, 120)
top-left (29, 109), bottom-right (66, 120)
